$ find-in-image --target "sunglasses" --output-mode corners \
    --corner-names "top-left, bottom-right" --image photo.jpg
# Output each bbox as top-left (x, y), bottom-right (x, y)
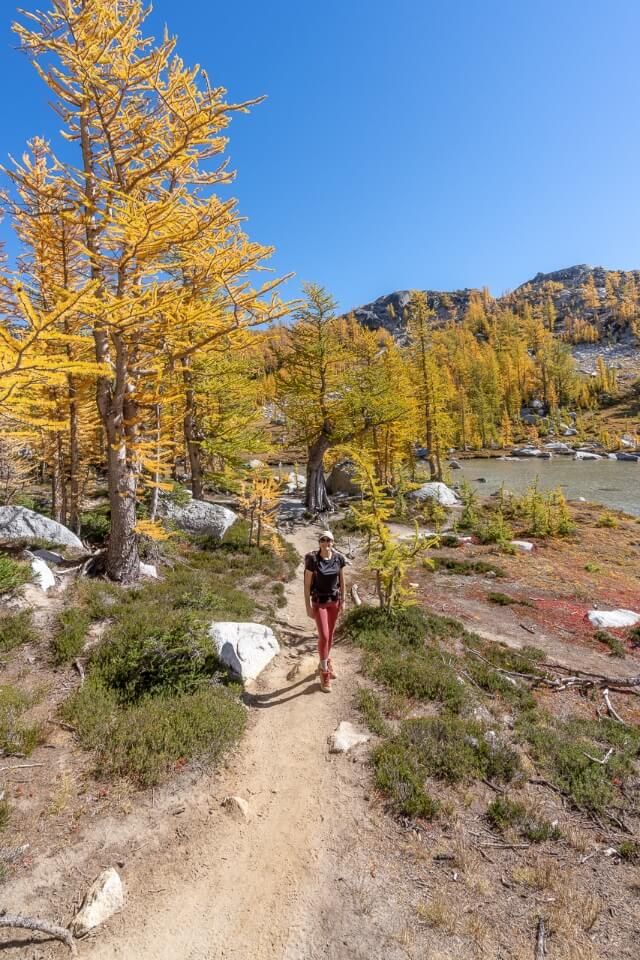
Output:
top-left (319, 537), bottom-right (333, 543)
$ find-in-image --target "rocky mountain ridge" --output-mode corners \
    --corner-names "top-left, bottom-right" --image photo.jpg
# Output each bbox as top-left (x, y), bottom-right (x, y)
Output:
top-left (350, 264), bottom-right (640, 341)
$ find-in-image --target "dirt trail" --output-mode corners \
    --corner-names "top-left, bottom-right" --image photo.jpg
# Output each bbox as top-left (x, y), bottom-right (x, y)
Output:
top-left (83, 525), bottom-right (370, 960)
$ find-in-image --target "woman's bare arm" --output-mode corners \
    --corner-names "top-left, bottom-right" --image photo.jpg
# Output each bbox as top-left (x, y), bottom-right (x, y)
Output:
top-left (304, 569), bottom-right (314, 618)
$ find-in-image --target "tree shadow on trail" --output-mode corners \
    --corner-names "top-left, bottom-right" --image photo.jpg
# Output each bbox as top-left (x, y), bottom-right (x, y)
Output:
top-left (242, 673), bottom-right (320, 708)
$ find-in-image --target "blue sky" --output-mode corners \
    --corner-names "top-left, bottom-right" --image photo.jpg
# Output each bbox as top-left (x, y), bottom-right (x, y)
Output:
top-left (1, 0), bottom-right (640, 312)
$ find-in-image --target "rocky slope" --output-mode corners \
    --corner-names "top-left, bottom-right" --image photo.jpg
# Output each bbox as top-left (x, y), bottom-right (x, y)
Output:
top-left (350, 264), bottom-right (640, 341)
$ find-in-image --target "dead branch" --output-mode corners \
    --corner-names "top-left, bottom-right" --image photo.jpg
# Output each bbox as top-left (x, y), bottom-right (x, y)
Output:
top-left (583, 747), bottom-right (614, 765)
top-left (535, 916), bottom-right (546, 959)
top-left (482, 777), bottom-right (506, 794)
top-left (0, 913), bottom-right (77, 955)
top-left (480, 842), bottom-right (530, 850)
top-left (466, 646), bottom-right (640, 697)
top-left (520, 623), bottom-right (536, 635)
top-left (351, 584), bottom-right (362, 607)
top-left (0, 762), bottom-right (44, 772)
top-left (603, 689), bottom-right (627, 725)
top-left (73, 659), bottom-right (85, 684)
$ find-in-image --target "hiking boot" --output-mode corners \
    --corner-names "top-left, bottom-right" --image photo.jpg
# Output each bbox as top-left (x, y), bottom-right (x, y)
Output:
top-left (319, 670), bottom-right (332, 692)
top-left (319, 660), bottom-right (337, 680)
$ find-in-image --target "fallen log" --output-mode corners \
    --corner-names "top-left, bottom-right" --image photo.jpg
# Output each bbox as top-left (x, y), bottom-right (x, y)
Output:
top-left (0, 913), bottom-right (77, 955)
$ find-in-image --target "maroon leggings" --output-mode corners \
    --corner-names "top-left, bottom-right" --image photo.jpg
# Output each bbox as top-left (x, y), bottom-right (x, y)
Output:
top-left (312, 601), bottom-right (340, 662)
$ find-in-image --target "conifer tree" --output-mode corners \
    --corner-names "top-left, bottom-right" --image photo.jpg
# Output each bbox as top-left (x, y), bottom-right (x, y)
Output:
top-left (405, 291), bottom-right (453, 479)
top-left (13, 0), bottom-right (286, 580)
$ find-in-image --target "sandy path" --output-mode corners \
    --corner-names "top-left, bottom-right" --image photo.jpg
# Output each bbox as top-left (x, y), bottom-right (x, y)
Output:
top-left (86, 525), bottom-right (364, 960)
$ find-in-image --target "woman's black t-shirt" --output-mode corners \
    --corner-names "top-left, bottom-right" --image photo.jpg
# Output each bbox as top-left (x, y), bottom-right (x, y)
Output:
top-left (305, 549), bottom-right (346, 603)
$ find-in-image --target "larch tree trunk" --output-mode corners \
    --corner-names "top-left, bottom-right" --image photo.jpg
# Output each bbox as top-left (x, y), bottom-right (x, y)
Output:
top-left (305, 435), bottom-right (332, 513)
top-left (149, 402), bottom-right (161, 521)
top-left (96, 331), bottom-right (140, 583)
top-left (182, 358), bottom-right (203, 500)
top-left (50, 435), bottom-right (65, 524)
top-left (67, 381), bottom-right (81, 534)
top-left (81, 116), bottom-right (139, 582)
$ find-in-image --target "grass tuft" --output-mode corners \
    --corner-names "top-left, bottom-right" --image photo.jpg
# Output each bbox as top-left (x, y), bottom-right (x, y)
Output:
top-left (487, 796), bottom-right (561, 842)
top-left (372, 740), bottom-right (438, 818)
top-left (356, 687), bottom-right (390, 737)
top-left (0, 684), bottom-right (42, 756)
top-left (52, 607), bottom-right (91, 664)
top-left (0, 609), bottom-right (36, 653)
top-left (594, 629), bottom-right (625, 658)
top-left (0, 797), bottom-right (10, 832)
top-left (0, 554), bottom-right (30, 595)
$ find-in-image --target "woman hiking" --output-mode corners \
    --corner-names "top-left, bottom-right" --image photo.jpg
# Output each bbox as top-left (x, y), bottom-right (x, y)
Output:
top-left (304, 529), bottom-right (346, 692)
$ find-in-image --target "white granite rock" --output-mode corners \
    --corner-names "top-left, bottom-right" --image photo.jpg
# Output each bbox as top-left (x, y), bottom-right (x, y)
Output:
top-left (409, 482), bottom-right (460, 506)
top-left (328, 721), bottom-right (371, 754)
top-left (158, 498), bottom-right (237, 539)
top-left (0, 506), bottom-right (83, 549)
top-left (72, 868), bottom-right (124, 936)
top-left (29, 556), bottom-right (55, 592)
top-left (588, 609), bottom-right (640, 629)
top-left (222, 795), bottom-right (250, 819)
top-left (511, 540), bottom-right (535, 552)
top-left (209, 622), bottom-right (279, 681)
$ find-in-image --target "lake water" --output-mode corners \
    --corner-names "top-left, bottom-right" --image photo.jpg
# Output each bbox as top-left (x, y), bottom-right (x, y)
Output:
top-left (454, 457), bottom-right (640, 517)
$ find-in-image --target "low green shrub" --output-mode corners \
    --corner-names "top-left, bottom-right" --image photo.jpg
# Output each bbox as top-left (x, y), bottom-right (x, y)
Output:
top-left (618, 840), bottom-right (639, 863)
top-left (439, 534), bottom-right (462, 548)
top-left (432, 557), bottom-right (506, 578)
top-left (486, 795), bottom-right (527, 830)
top-left (0, 554), bottom-right (30, 595)
top-left (0, 609), bottom-right (36, 653)
top-left (346, 607), bottom-right (468, 712)
top-left (52, 607), bottom-right (91, 664)
top-left (372, 740), bottom-right (438, 819)
top-left (596, 512), bottom-right (618, 529)
top-left (79, 508), bottom-right (111, 544)
top-left (13, 493), bottom-right (38, 511)
top-left (594, 630), bottom-right (625, 658)
top-left (0, 797), bottom-right (10, 832)
top-left (345, 605), bottom-right (430, 648)
top-left (0, 684), bottom-right (41, 756)
top-left (366, 647), bottom-right (467, 713)
top-left (487, 592), bottom-right (514, 605)
top-left (271, 582), bottom-right (286, 608)
top-left (91, 608), bottom-right (223, 703)
top-left (356, 687), bottom-right (390, 737)
top-left (400, 716), bottom-right (521, 785)
top-left (519, 718), bottom-right (625, 812)
top-left (76, 580), bottom-right (122, 620)
top-left (487, 796), bottom-right (560, 843)
top-left (61, 533), bottom-right (294, 785)
top-left (65, 681), bottom-right (246, 786)
top-left (464, 658), bottom-right (536, 711)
